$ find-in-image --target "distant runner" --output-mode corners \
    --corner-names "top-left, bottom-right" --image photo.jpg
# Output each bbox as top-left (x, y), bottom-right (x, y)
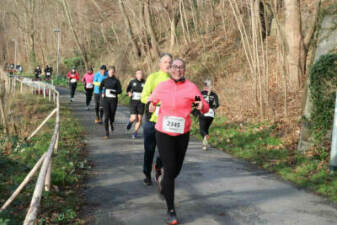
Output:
top-left (34, 66), bottom-right (42, 80)
top-left (93, 65), bottom-right (108, 124)
top-left (99, 66), bottom-right (122, 139)
top-left (141, 53), bottom-right (172, 186)
top-left (82, 67), bottom-right (95, 110)
top-left (199, 79), bottom-right (219, 151)
top-left (126, 70), bottom-right (145, 139)
top-left (148, 58), bottom-right (209, 225)
top-left (66, 67), bottom-right (80, 102)
top-left (9, 63), bottom-right (15, 76)
top-left (44, 65), bottom-right (53, 81)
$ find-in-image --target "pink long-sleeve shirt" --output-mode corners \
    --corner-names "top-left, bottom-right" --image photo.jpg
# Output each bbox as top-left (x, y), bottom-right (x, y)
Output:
top-left (149, 79), bottom-right (209, 136)
top-left (82, 72), bottom-right (94, 84)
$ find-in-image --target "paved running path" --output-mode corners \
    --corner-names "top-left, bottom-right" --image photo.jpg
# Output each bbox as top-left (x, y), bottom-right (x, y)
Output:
top-left (58, 88), bottom-right (337, 225)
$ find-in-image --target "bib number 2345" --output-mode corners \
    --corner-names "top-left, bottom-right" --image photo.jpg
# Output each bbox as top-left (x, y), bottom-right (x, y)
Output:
top-left (162, 116), bottom-right (185, 134)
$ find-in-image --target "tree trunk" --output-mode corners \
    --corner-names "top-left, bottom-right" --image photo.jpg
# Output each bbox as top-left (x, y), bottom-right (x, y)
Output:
top-left (302, 0), bottom-right (321, 78)
top-left (61, 0), bottom-right (89, 70)
top-left (90, 0), bottom-right (114, 51)
top-left (285, 0), bottom-right (304, 90)
top-left (170, 13), bottom-right (179, 50)
top-left (297, 0), bottom-right (322, 152)
top-left (118, 0), bottom-right (141, 59)
top-left (0, 80), bottom-right (8, 135)
top-left (144, 0), bottom-right (160, 58)
top-left (29, 0), bottom-right (36, 65)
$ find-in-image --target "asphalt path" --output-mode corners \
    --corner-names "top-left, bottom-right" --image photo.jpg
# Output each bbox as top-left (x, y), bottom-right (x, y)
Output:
top-left (58, 87), bottom-right (337, 225)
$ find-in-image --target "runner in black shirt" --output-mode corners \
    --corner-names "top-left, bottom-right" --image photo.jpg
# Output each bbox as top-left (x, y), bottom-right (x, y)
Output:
top-left (34, 66), bottom-right (42, 80)
top-left (126, 70), bottom-right (145, 138)
top-left (199, 79), bottom-right (219, 151)
top-left (44, 65), bottom-right (53, 80)
top-left (99, 66), bottom-right (122, 139)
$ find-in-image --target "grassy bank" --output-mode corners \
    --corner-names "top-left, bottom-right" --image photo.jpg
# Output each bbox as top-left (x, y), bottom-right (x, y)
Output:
top-left (190, 116), bottom-right (337, 203)
top-left (0, 94), bottom-right (87, 225)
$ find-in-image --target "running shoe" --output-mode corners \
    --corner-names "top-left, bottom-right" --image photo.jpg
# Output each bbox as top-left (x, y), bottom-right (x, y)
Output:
top-left (143, 176), bottom-right (152, 186)
top-left (126, 121), bottom-right (133, 130)
top-left (87, 106), bottom-right (90, 111)
top-left (132, 131), bottom-right (137, 139)
top-left (104, 135), bottom-right (109, 139)
top-left (98, 120), bottom-right (103, 124)
top-left (167, 210), bottom-right (179, 225)
top-left (95, 119), bottom-right (100, 124)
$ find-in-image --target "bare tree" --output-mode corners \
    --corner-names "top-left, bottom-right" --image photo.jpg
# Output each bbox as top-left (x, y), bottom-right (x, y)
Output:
top-left (118, 0), bottom-right (141, 59)
top-left (285, 0), bottom-right (321, 90)
top-left (145, 0), bottom-right (160, 57)
top-left (159, 0), bottom-right (180, 50)
top-left (61, 0), bottom-right (89, 69)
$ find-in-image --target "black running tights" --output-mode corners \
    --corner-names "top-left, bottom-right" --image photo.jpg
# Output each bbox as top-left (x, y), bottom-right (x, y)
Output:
top-left (156, 131), bottom-right (190, 211)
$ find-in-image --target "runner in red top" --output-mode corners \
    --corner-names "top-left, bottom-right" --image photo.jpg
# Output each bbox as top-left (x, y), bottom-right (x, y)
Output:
top-left (67, 67), bottom-right (80, 102)
top-left (148, 58), bottom-right (209, 225)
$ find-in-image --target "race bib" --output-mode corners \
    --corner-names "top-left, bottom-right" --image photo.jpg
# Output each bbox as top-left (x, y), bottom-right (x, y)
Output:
top-left (70, 78), bottom-right (77, 83)
top-left (132, 92), bottom-right (141, 100)
top-left (86, 83), bottom-right (94, 89)
top-left (105, 89), bottom-right (116, 98)
top-left (162, 116), bottom-right (185, 134)
top-left (204, 108), bottom-right (215, 118)
top-left (46, 72), bottom-right (51, 76)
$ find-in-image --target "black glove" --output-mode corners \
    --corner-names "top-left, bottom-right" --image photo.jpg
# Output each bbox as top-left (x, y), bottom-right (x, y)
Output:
top-left (144, 102), bottom-right (153, 121)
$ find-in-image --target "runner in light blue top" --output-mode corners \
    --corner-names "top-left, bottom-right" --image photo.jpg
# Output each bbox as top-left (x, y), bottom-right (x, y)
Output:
top-left (93, 65), bottom-right (108, 123)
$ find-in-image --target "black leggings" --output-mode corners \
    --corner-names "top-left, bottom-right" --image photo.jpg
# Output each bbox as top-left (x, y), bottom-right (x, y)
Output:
top-left (69, 82), bottom-right (77, 98)
top-left (94, 94), bottom-right (104, 120)
top-left (85, 88), bottom-right (93, 106)
top-left (103, 98), bottom-right (118, 135)
top-left (199, 116), bottom-right (214, 138)
top-left (156, 131), bottom-right (190, 211)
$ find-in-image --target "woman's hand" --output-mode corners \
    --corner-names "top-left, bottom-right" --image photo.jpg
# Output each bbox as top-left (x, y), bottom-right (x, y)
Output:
top-left (149, 103), bottom-right (156, 113)
top-left (196, 101), bottom-right (203, 111)
top-left (128, 92), bottom-right (132, 97)
top-left (101, 93), bottom-right (104, 98)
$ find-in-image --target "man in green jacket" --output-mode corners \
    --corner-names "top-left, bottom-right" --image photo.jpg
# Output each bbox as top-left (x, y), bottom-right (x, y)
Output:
top-left (141, 53), bottom-right (172, 185)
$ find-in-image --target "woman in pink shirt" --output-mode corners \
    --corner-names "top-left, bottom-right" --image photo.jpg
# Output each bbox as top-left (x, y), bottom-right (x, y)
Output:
top-left (148, 59), bottom-right (209, 225)
top-left (82, 67), bottom-right (95, 110)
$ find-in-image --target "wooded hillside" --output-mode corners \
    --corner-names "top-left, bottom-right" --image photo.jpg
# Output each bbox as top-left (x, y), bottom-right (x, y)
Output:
top-left (1, 0), bottom-right (336, 124)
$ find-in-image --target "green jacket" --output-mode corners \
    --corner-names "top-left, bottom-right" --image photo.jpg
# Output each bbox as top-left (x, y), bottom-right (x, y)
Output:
top-left (141, 70), bottom-right (170, 122)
